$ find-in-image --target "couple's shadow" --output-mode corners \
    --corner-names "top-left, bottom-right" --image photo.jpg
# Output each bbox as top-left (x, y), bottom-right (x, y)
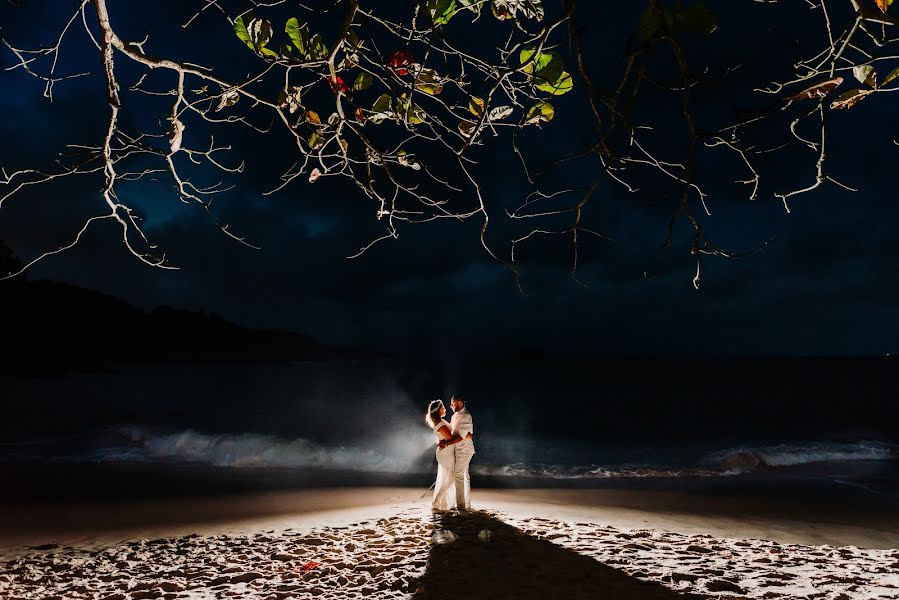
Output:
top-left (412, 511), bottom-right (705, 600)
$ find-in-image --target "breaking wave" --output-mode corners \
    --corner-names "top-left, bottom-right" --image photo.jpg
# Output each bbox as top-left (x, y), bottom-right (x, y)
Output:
top-left (472, 463), bottom-right (720, 479)
top-left (86, 427), bottom-right (435, 473)
top-left (474, 441), bottom-right (896, 480)
top-left (708, 441), bottom-right (895, 471)
top-left (25, 428), bottom-right (896, 480)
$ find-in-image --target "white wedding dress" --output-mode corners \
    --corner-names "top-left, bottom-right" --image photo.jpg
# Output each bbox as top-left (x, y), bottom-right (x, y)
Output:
top-left (432, 418), bottom-right (456, 510)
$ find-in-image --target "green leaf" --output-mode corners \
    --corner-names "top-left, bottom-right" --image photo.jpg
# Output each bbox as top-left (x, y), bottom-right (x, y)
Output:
top-left (853, 64), bottom-right (877, 87)
top-left (520, 49), bottom-right (573, 96)
top-left (353, 72), bottom-right (374, 91)
top-left (234, 13), bottom-right (255, 51)
top-left (408, 109), bottom-right (425, 125)
top-left (372, 94), bottom-right (392, 112)
top-left (279, 44), bottom-right (304, 64)
top-left (523, 101), bottom-right (554, 125)
top-left (468, 96), bottom-right (485, 118)
top-left (308, 131), bottom-right (325, 150)
top-left (532, 53), bottom-right (563, 86)
top-left (427, 0), bottom-right (457, 26)
top-left (830, 88), bottom-right (871, 110)
top-left (519, 47), bottom-right (556, 74)
top-left (370, 93), bottom-right (393, 123)
top-left (347, 29), bottom-right (362, 50)
top-left (398, 93), bottom-right (426, 124)
top-left (234, 13), bottom-right (275, 56)
top-left (882, 65), bottom-right (899, 86)
top-left (285, 17), bottom-right (309, 56)
top-left (414, 67), bottom-right (444, 95)
top-left (536, 70), bottom-right (572, 95)
top-left (308, 33), bottom-right (329, 61)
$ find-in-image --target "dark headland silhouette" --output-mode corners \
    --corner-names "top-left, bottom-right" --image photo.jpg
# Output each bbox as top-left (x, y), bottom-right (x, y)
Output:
top-left (0, 240), bottom-right (351, 379)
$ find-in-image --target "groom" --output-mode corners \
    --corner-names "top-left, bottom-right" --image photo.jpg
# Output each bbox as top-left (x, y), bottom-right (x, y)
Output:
top-left (437, 395), bottom-right (475, 511)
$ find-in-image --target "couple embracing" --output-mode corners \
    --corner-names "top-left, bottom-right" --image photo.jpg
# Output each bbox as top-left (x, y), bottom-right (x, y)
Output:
top-left (425, 395), bottom-right (475, 513)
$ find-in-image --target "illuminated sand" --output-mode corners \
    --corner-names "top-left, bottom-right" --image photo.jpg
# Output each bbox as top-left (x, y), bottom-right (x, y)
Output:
top-left (1, 488), bottom-right (898, 599)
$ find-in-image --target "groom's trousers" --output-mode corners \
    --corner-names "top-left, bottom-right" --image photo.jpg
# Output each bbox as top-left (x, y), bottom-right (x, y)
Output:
top-left (453, 449), bottom-right (473, 509)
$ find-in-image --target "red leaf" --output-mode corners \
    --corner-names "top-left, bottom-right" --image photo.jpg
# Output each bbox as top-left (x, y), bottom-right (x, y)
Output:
top-left (300, 561), bottom-right (320, 573)
top-left (329, 76), bottom-right (349, 93)
top-left (388, 50), bottom-right (414, 76)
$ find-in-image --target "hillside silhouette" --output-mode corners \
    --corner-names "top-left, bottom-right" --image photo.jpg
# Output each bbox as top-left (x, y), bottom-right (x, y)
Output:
top-left (0, 241), bottom-right (339, 379)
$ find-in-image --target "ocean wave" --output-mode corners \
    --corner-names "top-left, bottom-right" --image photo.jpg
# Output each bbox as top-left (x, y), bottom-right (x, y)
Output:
top-left (64, 430), bottom-right (899, 480)
top-left (707, 441), bottom-right (896, 472)
top-left (92, 427), bottom-right (435, 473)
top-left (474, 441), bottom-right (896, 480)
top-left (472, 463), bottom-right (720, 479)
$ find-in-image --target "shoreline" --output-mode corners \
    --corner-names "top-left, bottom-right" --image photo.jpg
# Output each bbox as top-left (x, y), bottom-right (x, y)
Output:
top-left (2, 484), bottom-right (897, 553)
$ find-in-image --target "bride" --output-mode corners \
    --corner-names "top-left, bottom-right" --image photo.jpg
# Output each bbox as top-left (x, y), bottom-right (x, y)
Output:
top-left (425, 399), bottom-right (455, 511)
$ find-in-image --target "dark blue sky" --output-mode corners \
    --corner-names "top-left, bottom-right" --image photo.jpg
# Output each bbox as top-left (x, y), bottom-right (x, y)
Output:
top-left (1, 0), bottom-right (897, 359)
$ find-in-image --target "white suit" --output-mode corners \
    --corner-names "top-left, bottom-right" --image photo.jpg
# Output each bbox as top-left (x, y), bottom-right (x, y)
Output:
top-left (450, 407), bottom-right (475, 509)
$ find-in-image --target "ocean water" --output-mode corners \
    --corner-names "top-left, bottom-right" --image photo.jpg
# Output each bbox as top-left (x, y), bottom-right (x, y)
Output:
top-left (1, 360), bottom-right (897, 497)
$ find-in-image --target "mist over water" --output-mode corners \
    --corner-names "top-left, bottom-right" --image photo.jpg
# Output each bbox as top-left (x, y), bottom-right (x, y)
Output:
top-left (1, 359), bottom-right (897, 487)
top-left (70, 427), bottom-right (895, 480)
top-left (109, 426), bottom-right (436, 473)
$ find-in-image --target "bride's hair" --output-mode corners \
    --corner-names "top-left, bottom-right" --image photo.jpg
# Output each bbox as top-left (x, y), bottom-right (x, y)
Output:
top-left (425, 399), bottom-right (444, 428)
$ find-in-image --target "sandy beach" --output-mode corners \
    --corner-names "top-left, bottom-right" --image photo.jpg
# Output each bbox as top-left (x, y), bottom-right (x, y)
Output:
top-left (2, 486), bottom-right (897, 599)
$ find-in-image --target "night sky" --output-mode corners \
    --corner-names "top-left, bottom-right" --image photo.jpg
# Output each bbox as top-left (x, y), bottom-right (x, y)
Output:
top-left (2, 0), bottom-right (898, 361)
